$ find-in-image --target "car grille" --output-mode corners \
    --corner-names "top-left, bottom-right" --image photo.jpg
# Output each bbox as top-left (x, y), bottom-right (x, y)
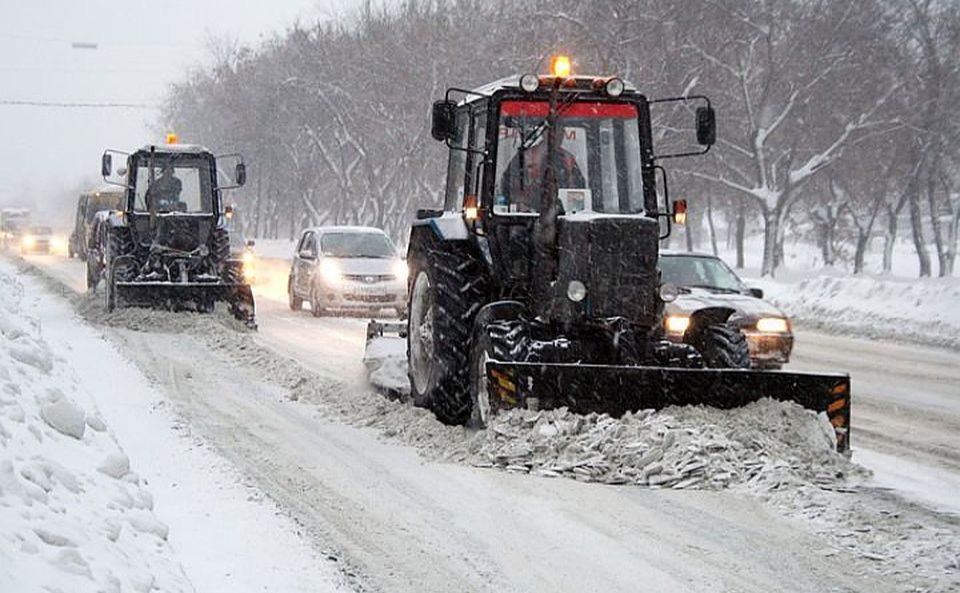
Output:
top-left (343, 274), bottom-right (396, 284)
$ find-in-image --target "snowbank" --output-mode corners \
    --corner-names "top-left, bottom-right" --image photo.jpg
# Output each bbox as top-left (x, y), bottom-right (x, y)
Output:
top-left (755, 272), bottom-right (960, 350)
top-left (0, 273), bottom-right (190, 592)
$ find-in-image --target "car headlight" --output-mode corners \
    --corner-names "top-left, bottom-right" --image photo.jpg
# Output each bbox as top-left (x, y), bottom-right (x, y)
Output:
top-left (756, 317), bottom-right (789, 333)
top-left (21, 235), bottom-right (36, 248)
top-left (392, 259), bottom-right (409, 282)
top-left (665, 315), bottom-right (690, 335)
top-left (241, 251), bottom-right (256, 281)
top-left (320, 258), bottom-right (342, 285)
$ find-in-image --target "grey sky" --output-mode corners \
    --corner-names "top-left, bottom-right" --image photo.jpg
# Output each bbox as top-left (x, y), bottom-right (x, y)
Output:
top-left (0, 0), bottom-right (359, 223)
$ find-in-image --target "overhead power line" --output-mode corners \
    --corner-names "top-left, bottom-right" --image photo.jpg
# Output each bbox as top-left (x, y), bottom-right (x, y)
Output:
top-left (0, 99), bottom-right (158, 109)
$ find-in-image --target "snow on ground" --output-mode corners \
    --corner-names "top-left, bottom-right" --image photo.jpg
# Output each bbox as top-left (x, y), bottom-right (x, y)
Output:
top-left (757, 272), bottom-right (960, 350)
top-left (0, 269), bottom-right (190, 592)
top-left (1, 260), bottom-right (348, 593)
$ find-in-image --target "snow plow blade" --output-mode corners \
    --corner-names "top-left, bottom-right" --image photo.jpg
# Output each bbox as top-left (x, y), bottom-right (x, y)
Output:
top-left (485, 362), bottom-right (851, 453)
top-left (113, 281), bottom-right (256, 327)
top-left (363, 320), bottom-right (408, 395)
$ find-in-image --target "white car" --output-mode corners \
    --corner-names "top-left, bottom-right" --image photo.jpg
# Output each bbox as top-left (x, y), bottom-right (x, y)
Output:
top-left (287, 226), bottom-right (407, 317)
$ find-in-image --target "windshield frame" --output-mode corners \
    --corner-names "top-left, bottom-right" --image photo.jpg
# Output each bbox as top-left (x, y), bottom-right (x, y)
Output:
top-left (127, 150), bottom-right (219, 215)
top-left (484, 91), bottom-right (653, 219)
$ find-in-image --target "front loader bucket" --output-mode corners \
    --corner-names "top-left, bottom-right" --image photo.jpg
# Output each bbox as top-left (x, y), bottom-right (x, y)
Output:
top-left (485, 362), bottom-right (851, 453)
top-left (114, 281), bottom-right (257, 328)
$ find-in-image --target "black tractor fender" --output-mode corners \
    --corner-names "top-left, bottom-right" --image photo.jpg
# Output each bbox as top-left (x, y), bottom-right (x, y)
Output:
top-left (684, 306), bottom-right (737, 351)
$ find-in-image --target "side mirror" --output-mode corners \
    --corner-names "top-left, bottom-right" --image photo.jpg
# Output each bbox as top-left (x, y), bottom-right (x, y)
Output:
top-left (246, 239), bottom-right (255, 248)
top-left (101, 153), bottom-right (112, 177)
top-left (116, 167), bottom-right (127, 177)
top-left (748, 287), bottom-right (764, 299)
top-left (696, 106), bottom-right (716, 146)
top-left (672, 199), bottom-right (688, 225)
top-left (235, 163), bottom-right (246, 186)
top-left (431, 100), bottom-right (457, 142)
top-left (298, 249), bottom-right (316, 260)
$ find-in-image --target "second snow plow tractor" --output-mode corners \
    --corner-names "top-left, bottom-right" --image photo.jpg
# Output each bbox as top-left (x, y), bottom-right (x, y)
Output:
top-left (370, 58), bottom-right (851, 452)
top-left (88, 139), bottom-right (256, 327)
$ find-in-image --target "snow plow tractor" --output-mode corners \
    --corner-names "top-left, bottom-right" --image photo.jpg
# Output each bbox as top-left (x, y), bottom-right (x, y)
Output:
top-left (367, 58), bottom-right (851, 452)
top-left (88, 138), bottom-right (256, 327)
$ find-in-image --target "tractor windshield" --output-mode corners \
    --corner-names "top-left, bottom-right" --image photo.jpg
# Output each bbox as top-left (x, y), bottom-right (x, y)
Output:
top-left (133, 157), bottom-right (214, 214)
top-left (494, 100), bottom-right (644, 215)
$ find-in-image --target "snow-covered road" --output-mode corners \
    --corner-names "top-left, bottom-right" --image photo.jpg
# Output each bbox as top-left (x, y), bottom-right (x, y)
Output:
top-left (13, 254), bottom-right (960, 592)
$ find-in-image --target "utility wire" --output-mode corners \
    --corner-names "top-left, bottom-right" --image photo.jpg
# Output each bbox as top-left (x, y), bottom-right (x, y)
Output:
top-left (0, 99), bottom-right (158, 109)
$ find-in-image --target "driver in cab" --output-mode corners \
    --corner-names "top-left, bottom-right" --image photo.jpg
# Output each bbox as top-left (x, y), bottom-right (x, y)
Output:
top-left (146, 163), bottom-right (183, 212)
top-left (500, 123), bottom-right (586, 212)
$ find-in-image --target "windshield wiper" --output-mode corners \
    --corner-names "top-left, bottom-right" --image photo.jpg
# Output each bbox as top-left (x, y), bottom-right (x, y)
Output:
top-left (517, 91), bottom-right (583, 152)
top-left (686, 284), bottom-right (741, 294)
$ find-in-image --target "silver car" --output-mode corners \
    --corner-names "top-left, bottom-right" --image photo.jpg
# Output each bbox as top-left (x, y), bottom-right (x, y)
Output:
top-left (287, 226), bottom-right (407, 317)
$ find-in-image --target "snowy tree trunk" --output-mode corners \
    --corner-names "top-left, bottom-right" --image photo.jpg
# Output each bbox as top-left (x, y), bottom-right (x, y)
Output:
top-left (909, 189), bottom-right (932, 277)
top-left (853, 231), bottom-right (870, 274)
top-left (761, 209), bottom-right (779, 277)
top-left (707, 194), bottom-right (719, 256)
top-left (735, 208), bottom-right (746, 269)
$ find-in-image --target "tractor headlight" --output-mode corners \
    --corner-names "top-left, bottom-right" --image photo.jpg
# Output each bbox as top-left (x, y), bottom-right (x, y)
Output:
top-left (756, 317), bottom-right (789, 333)
top-left (665, 315), bottom-right (690, 335)
top-left (320, 258), bottom-right (342, 285)
top-left (604, 77), bottom-right (625, 97)
top-left (566, 280), bottom-right (587, 302)
top-left (520, 73), bottom-right (540, 93)
top-left (392, 259), bottom-right (409, 283)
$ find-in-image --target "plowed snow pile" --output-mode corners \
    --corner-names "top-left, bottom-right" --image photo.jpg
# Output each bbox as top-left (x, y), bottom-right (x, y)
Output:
top-left (469, 401), bottom-right (857, 491)
top-left (0, 274), bottom-right (190, 592)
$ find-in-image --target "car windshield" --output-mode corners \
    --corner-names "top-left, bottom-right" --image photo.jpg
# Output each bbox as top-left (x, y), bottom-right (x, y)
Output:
top-left (133, 156), bottom-right (214, 214)
top-left (320, 232), bottom-right (395, 258)
top-left (494, 100), bottom-right (645, 215)
top-left (660, 255), bottom-right (744, 292)
top-left (30, 226), bottom-right (52, 235)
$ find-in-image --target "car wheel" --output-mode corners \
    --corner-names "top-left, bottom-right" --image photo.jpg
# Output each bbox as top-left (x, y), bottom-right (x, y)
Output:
top-left (287, 277), bottom-right (303, 311)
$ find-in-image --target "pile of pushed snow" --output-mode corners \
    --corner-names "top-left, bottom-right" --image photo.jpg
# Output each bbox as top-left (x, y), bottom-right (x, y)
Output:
top-left (0, 273), bottom-right (190, 593)
top-left (470, 399), bottom-right (860, 490)
top-left (758, 273), bottom-right (960, 349)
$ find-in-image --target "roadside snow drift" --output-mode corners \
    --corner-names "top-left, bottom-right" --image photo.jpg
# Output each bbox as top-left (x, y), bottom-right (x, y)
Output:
top-left (0, 272), bottom-right (190, 593)
top-left (758, 273), bottom-right (960, 350)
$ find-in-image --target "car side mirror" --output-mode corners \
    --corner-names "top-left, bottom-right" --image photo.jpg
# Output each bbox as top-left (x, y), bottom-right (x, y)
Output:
top-left (696, 106), bottom-right (716, 146)
top-left (235, 162), bottom-right (246, 186)
top-left (101, 153), bottom-right (112, 177)
top-left (431, 100), bottom-right (457, 142)
top-left (748, 287), bottom-right (764, 299)
top-left (298, 249), bottom-right (316, 260)
top-left (246, 239), bottom-right (255, 248)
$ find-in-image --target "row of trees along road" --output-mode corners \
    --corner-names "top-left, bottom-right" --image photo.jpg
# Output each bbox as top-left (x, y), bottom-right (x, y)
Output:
top-left (161, 0), bottom-right (960, 277)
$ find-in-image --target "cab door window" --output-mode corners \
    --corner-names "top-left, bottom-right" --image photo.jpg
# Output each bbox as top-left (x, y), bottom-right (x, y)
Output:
top-left (443, 109), bottom-right (469, 211)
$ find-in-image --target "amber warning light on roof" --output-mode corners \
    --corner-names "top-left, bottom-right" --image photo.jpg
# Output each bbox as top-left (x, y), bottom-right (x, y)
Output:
top-left (551, 55), bottom-right (571, 78)
top-left (166, 133), bottom-right (178, 145)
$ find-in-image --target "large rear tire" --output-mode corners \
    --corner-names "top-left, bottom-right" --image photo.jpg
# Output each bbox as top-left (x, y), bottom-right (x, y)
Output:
top-left (407, 245), bottom-right (485, 425)
top-left (701, 324), bottom-right (750, 369)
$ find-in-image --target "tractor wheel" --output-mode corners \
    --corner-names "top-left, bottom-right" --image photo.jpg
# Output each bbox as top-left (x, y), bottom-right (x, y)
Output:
top-left (407, 245), bottom-right (486, 425)
top-left (103, 226), bottom-right (135, 312)
top-left (288, 277), bottom-right (303, 311)
top-left (701, 324), bottom-right (750, 369)
top-left (468, 309), bottom-right (528, 429)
